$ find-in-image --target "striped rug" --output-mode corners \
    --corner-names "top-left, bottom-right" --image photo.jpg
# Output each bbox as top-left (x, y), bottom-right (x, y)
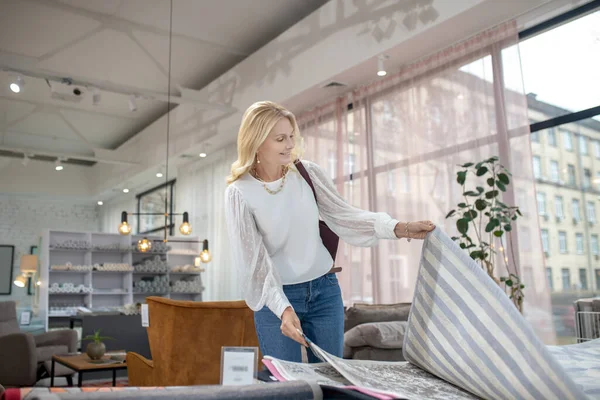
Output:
top-left (403, 228), bottom-right (588, 400)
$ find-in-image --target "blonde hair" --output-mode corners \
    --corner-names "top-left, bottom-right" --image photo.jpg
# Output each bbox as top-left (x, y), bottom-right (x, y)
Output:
top-left (227, 101), bottom-right (304, 184)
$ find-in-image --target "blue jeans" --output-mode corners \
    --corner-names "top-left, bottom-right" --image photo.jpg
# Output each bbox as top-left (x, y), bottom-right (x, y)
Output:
top-left (254, 273), bottom-right (344, 363)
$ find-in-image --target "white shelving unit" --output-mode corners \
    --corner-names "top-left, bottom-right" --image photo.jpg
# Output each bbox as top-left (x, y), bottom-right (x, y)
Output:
top-left (39, 229), bottom-right (205, 330)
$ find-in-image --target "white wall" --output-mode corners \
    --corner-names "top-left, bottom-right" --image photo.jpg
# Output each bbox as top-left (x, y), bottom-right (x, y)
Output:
top-left (0, 194), bottom-right (99, 308)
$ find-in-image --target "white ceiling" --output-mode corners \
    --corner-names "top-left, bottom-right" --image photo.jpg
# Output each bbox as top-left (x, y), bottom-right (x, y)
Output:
top-left (0, 0), bottom-right (330, 164)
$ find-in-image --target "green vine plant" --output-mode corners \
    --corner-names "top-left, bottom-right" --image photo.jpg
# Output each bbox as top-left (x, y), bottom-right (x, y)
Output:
top-left (446, 156), bottom-right (525, 313)
top-left (81, 329), bottom-right (114, 344)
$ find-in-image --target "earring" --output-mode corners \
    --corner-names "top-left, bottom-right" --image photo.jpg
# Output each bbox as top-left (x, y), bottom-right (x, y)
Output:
top-left (256, 154), bottom-right (260, 164)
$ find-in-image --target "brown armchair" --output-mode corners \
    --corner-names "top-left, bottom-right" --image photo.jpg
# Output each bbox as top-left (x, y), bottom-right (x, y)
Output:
top-left (0, 301), bottom-right (77, 387)
top-left (127, 297), bottom-right (260, 386)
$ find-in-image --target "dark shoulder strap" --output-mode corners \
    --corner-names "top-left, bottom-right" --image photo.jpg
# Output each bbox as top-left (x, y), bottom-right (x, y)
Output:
top-left (294, 160), bottom-right (317, 203)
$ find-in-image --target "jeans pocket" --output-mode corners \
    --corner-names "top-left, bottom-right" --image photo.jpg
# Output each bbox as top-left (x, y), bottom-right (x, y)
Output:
top-left (324, 273), bottom-right (339, 286)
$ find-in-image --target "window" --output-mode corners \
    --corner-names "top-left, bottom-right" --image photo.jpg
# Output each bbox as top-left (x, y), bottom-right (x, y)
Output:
top-left (547, 128), bottom-right (557, 147)
top-left (561, 268), bottom-right (570, 291)
top-left (351, 261), bottom-right (362, 298)
top-left (576, 233), bottom-right (584, 254)
top-left (386, 170), bottom-right (395, 194)
top-left (579, 135), bottom-right (588, 155)
top-left (594, 140), bottom-right (600, 159)
top-left (562, 130), bottom-right (573, 151)
top-left (399, 168), bottom-right (410, 193)
top-left (568, 164), bottom-right (577, 186)
top-left (579, 268), bottom-right (588, 290)
top-left (572, 199), bottom-right (581, 221)
top-left (327, 151), bottom-right (336, 180)
top-left (584, 169), bottom-right (592, 189)
top-left (347, 153), bottom-right (356, 184)
top-left (541, 229), bottom-right (550, 254)
top-left (537, 192), bottom-right (547, 216)
top-left (137, 180), bottom-right (176, 235)
top-left (531, 129), bottom-right (540, 143)
top-left (555, 196), bottom-right (564, 219)
top-left (519, 5), bottom-right (600, 342)
top-left (550, 160), bottom-right (560, 182)
top-left (532, 156), bottom-right (541, 179)
top-left (389, 258), bottom-right (405, 302)
top-left (587, 202), bottom-right (596, 223)
top-left (559, 231), bottom-right (567, 254)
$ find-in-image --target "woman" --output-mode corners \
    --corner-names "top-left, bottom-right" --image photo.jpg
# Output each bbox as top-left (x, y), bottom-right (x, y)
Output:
top-left (225, 101), bottom-right (434, 363)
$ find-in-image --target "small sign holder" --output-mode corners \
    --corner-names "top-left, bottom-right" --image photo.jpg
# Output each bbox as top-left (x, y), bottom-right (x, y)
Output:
top-left (220, 346), bottom-right (258, 385)
top-left (20, 311), bottom-right (32, 326)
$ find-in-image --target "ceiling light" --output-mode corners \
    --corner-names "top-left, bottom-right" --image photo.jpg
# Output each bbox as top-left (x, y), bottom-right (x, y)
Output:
top-left (10, 76), bottom-right (25, 94)
top-left (123, 188), bottom-right (129, 193)
top-left (128, 95), bottom-right (137, 112)
top-left (199, 239), bottom-right (212, 263)
top-left (199, 152), bottom-right (207, 158)
top-left (377, 55), bottom-right (389, 77)
top-left (179, 212), bottom-right (192, 235)
top-left (156, 172), bottom-right (163, 178)
top-left (137, 237), bottom-right (152, 252)
top-left (97, 201), bottom-right (104, 206)
top-left (55, 159), bottom-right (63, 171)
top-left (118, 212), bottom-right (132, 235)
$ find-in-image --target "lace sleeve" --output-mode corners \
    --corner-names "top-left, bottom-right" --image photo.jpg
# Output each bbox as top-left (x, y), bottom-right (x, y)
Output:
top-left (224, 185), bottom-right (291, 319)
top-left (303, 160), bottom-right (399, 247)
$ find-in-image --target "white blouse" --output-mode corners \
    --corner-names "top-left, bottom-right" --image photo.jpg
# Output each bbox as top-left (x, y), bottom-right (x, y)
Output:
top-left (224, 160), bottom-right (399, 319)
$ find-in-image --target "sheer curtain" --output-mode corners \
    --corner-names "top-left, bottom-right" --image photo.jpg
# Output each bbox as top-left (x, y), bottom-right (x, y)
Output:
top-left (299, 21), bottom-right (554, 343)
top-left (176, 144), bottom-right (240, 301)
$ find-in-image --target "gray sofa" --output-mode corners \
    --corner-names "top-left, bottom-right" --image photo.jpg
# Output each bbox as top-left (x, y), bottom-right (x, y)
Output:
top-left (343, 303), bottom-right (411, 361)
top-left (0, 301), bottom-right (77, 387)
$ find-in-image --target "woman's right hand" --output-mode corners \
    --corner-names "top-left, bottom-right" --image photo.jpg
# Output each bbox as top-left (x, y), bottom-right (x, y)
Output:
top-left (281, 307), bottom-right (308, 347)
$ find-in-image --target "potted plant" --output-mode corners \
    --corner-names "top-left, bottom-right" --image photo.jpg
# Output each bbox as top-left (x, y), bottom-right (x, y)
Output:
top-left (446, 156), bottom-right (526, 313)
top-left (81, 329), bottom-right (114, 360)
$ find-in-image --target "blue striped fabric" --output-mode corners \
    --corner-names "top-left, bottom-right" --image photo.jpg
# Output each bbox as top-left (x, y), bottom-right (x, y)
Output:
top-left (403, 228), bottom-right (588, 400)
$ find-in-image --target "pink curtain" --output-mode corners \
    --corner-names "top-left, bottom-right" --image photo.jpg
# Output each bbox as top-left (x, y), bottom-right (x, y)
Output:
top-left (298, 21), bottom-right (555, 343)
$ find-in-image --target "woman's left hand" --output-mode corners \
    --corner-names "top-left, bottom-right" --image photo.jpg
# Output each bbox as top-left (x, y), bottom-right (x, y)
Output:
top-left (394, 220), bottom-right (435, 240)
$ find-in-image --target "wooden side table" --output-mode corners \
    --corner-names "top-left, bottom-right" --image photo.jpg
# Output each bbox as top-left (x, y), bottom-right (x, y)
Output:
top-left (51, 352), bottom-right (127, 387)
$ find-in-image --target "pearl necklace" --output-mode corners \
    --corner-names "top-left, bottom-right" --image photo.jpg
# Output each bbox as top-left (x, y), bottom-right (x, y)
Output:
top-left (252, 165), bottom-right (288, 195)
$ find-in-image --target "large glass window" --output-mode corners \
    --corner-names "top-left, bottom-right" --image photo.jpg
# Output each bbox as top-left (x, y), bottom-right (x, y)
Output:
top-left (519, 5), bottom-right (600, 344)
top-left (137, 181), bottom-right (176, 234)
top-left (518, 10), bottom-right (600, 118)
